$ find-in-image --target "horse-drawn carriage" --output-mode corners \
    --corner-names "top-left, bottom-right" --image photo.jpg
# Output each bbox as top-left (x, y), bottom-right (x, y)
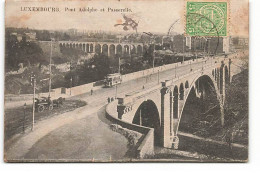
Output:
top-left (35, 97), bottom-right (65, 112)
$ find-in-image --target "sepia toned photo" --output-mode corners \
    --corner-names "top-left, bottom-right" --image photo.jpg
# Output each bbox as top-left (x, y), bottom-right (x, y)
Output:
top-left (4, 0), bottom-right (249, 162)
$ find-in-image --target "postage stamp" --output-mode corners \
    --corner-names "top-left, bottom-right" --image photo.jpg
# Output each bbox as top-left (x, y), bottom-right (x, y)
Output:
top-left (186, 1), bottom-right (227, 36)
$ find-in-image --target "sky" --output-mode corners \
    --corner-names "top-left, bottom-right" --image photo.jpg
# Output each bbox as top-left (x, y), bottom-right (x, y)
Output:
top-left (5, 0), bottom-right (249, 37)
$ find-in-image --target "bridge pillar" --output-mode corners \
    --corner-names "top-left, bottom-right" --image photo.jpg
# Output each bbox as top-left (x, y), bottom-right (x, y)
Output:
top-left (170, 92), bottom-right (174, 136)
top-left (84, 44), bottom-right (87, 52)
top-left (160, 87), bottom-right (172, 148)
top-left (100, 44), bottom-right (103, 54)
top-left (228, 59), bottom-right (232, 83)
top-left (117, 105), bottom-right (125, 120)
top-left (108, 45), bottom-right (110, 57)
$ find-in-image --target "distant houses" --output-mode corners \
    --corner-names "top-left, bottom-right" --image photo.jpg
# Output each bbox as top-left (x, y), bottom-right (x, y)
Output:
top-left (10, 32), bottom-right (36, 42)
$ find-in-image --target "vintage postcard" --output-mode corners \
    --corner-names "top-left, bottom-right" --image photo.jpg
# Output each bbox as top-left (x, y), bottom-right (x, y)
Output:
top-left (4, 0), bottom-right (249, 162)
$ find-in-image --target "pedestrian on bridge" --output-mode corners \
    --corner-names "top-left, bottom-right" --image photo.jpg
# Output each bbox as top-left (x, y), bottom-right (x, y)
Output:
top-left (91, 89), bottom-right (93, 95)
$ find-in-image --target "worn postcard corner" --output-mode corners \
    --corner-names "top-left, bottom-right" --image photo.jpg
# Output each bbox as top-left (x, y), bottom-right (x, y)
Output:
top-left (4, 0), bottom-right (249, 163)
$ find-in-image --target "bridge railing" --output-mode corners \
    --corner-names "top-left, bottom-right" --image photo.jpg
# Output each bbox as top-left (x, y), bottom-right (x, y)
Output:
top-left (118, 55), bottom-right (232, 106)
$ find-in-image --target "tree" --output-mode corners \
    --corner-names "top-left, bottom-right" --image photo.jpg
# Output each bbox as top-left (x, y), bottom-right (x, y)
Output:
top-left (5, 39), bottom-right (47, 71)
top-left (36, 30), bottom-right (51, 41)
top-left (62, 33), bottom-right (71, 40)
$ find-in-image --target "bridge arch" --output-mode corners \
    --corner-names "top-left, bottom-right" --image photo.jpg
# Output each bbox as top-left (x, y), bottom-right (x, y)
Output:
top-left (177, 74), bottom-right (223, 134)
top-left (123, 45), bottom-right (130, 55)
top-left (109, 44), bottom-right (116, 56)
top-left (102, 44), bottom-right (109, 56)
top-left (95, 44), bottom-right (101, 54)
top-left (116, 44), bottom-right (123, 55)
top-left (83, 44), bottom-right (86, 52)
top-left (132, 99), bottom-right (161, 145)
top-left (173, 86), bottom-right (179, 119)
top-left (225, 65), bottom-right (229, 85)
top-left (220, 66), bottom-right (224, 94)
top-left (179, 83), bottom-right (184, 100)
top-left (131, 45), bottom-right (137, 55)
top-left (79, 43), bottom-right (82, 50)
top-left (90, 44), bottom-right (94, 53)
top-left (185, 81), bottom-right (189, 89)
top-left (137, 45), bottom-right (143, 55)
top-left (59, 43), bottom-right (64, 51)
top-left (86, 43), bottom-right (90, 53)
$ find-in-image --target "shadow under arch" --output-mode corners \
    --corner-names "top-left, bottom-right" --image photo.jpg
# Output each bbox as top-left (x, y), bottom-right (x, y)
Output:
top-left (95, 44), bottom-right (101, 54)
top-left (109, 44), bottom-right (116, 56)
top-left (132, 100), bottom-right (161, 145)
top-left (225, 65), bottom-right (230, 86)
top-left (102, 44), bottom-right (109, 56)
top-left (137, 45), bottom-right (143, 55)
top-left (177, 74), bottom-right (223, 136)
top-left (116, 44), bottom-right (122, 55)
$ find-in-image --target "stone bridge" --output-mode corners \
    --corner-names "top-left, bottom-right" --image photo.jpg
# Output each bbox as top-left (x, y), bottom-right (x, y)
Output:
top-left (116, 56), bottom-right (234, 149)
top-left (59, 41), bottom-right (145, 57)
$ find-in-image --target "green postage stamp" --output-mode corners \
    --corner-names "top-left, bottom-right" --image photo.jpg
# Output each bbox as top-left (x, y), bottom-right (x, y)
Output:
top-left (186, 1), bottom-right (227, 36)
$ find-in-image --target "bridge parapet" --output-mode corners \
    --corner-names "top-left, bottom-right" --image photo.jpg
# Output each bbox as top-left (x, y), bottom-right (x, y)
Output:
top-left (106, 100), bottom-right (155, 158)
top-left (118, 84), bottom-right (161, 106)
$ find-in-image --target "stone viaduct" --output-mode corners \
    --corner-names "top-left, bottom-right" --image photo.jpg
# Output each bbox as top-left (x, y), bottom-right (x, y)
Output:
top-left (59, 41), bottom-right (145, 57)
top-left (116, 56), bottom-right (233, 149)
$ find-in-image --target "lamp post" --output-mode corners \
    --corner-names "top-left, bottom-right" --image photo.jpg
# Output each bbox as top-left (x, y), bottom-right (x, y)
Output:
top-left (195, 37), bottom-right (198, 61)
top-left (30, 75), bottom-right (36, 131)
top-left (152, 43), bottom-right (155, 73)
top-left (49, 39), bottom-right (53, 97)
top-left (157, 70), bottom-right (160, 84)
top-left (175, 63), bottom-right (177, 78)
top-left (208, 38), bottom-right (211, 56)
top-left (69, 61), bottom-right (72, 95)
top-left (70, 77), bottom-right (72, 95)
top-left (23, 103), bottom-right (26, 133)
top-left (182, 36), bottom-right (185, 63)
top-left (115, 84), bottom-right (118, 99)
top-left (118, 57), bottom-right (121, 74)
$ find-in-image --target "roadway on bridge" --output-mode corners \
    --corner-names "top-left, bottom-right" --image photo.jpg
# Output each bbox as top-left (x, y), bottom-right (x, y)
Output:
top-left (6, 58), bottom-right (215, 161)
